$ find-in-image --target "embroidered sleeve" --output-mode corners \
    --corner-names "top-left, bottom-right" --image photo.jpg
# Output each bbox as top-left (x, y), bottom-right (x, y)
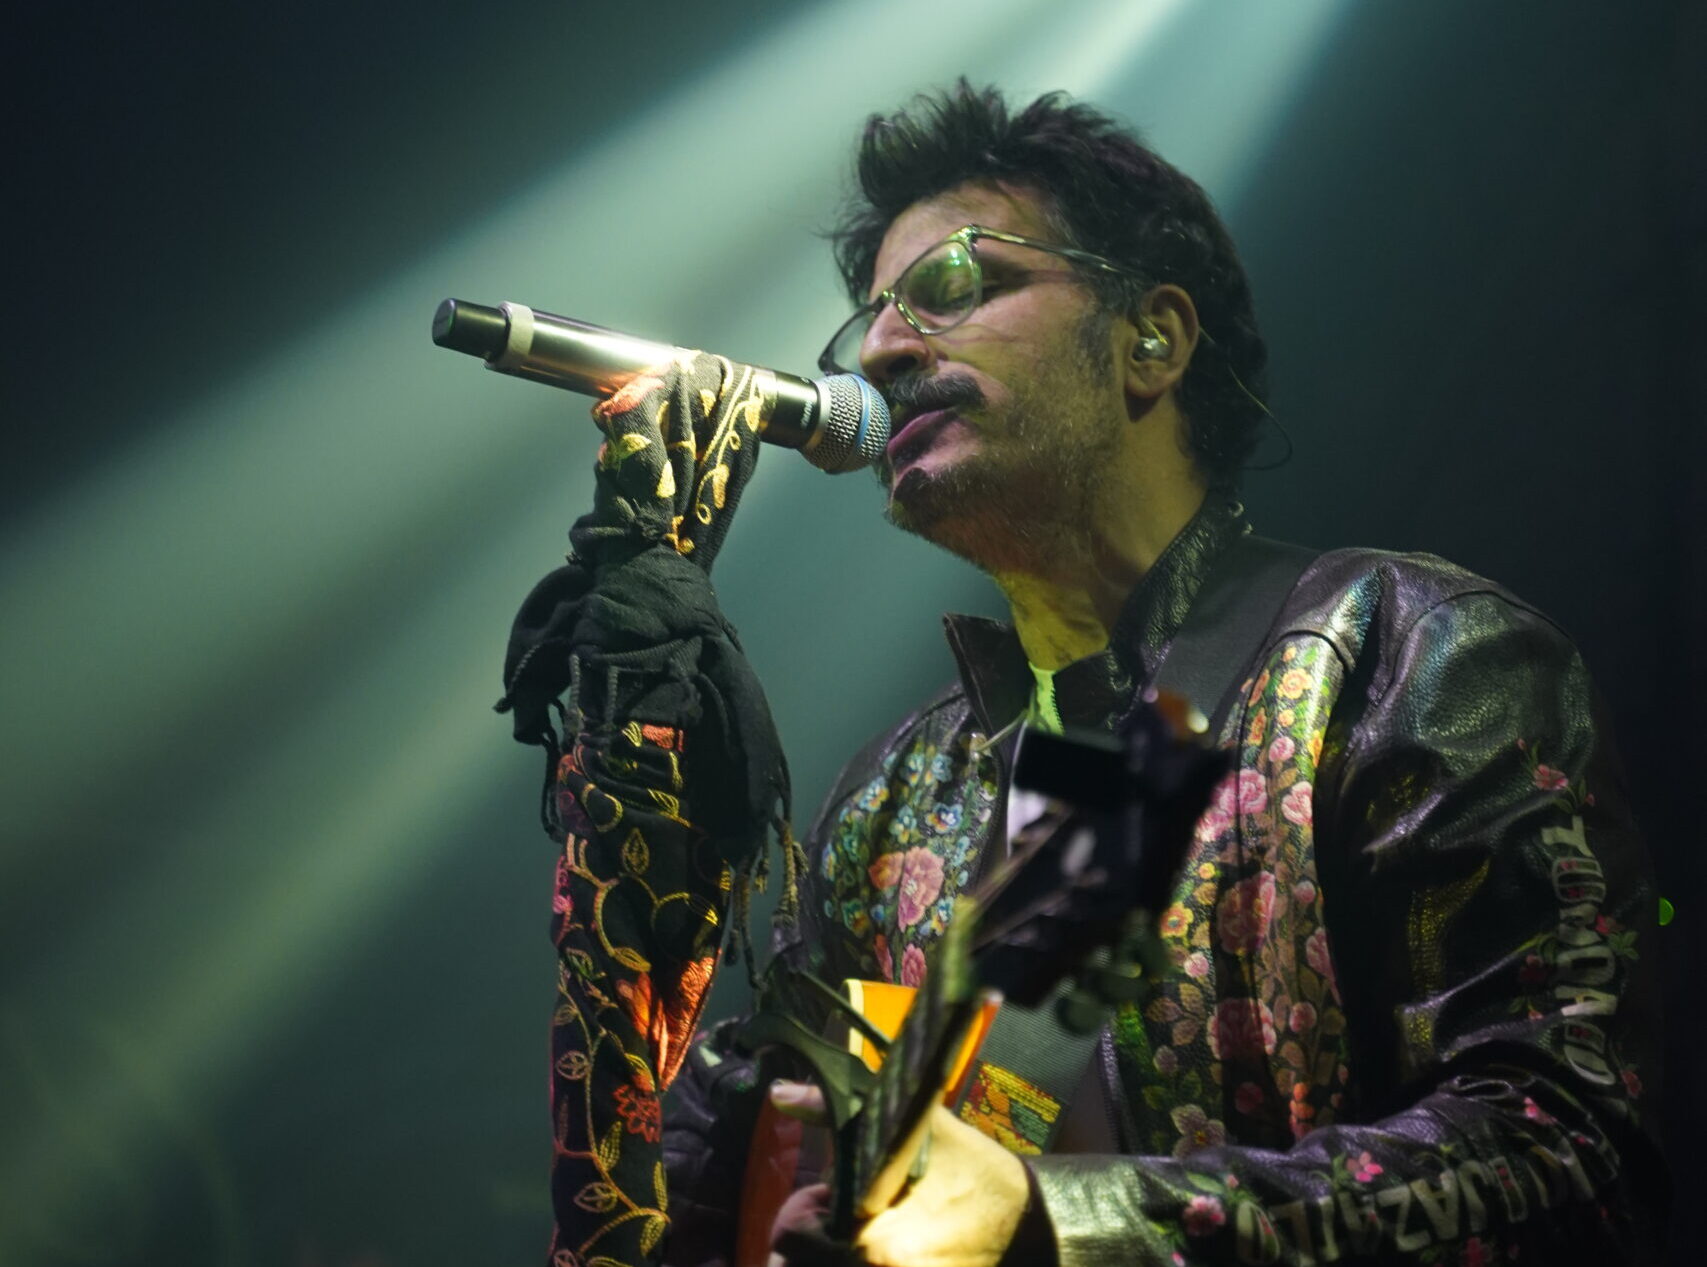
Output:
top-left (522, 355), bottom-right (787, 1267)
top-left (1028, 594), bottom-right (1665, 1266)
top-left (548, 707), bottom-right (732, 1267)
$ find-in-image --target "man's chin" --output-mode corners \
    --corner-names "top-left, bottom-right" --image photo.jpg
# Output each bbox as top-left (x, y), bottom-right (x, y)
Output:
top-left (881, 463), bottom-right (998, 561)
top-left (881, 462), bottom-right (952, 531)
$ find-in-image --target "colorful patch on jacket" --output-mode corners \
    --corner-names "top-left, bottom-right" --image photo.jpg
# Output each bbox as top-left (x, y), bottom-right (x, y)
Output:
top-left (818, 731), bottom-right (1002, 986)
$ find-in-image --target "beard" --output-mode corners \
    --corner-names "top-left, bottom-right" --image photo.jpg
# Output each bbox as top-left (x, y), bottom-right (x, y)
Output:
top-left (879, 313), bottom-right (1121, 576)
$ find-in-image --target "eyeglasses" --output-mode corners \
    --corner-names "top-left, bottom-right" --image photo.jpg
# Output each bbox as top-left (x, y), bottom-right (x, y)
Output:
top-left (817, 224), bottom-right (1135, 376)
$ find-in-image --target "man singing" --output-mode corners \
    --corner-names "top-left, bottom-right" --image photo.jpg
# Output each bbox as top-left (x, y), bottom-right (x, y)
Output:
top-left (501, 82), bottom-right (1665, 1267)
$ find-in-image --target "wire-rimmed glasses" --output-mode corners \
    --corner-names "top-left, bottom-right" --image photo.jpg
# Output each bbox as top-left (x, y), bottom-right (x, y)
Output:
top-left (817, 224), bottom-right (1133, 376)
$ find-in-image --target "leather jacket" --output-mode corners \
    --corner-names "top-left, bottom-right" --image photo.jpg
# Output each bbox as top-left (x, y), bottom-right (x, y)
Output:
top-left (659, 499), bottom-right (1667, 1265)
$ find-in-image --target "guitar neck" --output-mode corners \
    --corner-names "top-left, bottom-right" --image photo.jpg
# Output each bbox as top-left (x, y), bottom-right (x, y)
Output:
top-left (833, 897), bottom-right (985, 1238)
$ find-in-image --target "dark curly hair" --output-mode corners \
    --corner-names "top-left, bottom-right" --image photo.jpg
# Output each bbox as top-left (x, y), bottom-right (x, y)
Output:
top-left (830, 80), bottom-right (1268, 487)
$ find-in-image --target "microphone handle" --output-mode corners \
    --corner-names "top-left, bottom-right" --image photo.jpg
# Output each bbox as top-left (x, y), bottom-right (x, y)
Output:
top-left (432, 298), bottom-right (878, 466)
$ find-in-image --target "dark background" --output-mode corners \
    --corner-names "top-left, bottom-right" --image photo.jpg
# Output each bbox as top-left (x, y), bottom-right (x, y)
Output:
top-left (2, 2), bottom-right (1699, 1264)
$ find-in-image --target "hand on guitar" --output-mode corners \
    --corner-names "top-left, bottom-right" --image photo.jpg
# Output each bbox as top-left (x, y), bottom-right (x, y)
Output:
top-left (767, 1082), bottom-right (1030, 1267)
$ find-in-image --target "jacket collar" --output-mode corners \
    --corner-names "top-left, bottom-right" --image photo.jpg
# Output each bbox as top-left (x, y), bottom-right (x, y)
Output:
top-left (942, 497), bottom-right (1249, 735)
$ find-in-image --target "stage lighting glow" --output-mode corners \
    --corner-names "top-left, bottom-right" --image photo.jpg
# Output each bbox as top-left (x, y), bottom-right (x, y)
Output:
top-left (0, 0), bottom-right (1354, 1250)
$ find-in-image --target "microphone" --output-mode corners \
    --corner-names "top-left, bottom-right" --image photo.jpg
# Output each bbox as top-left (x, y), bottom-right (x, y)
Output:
top-left (432, 299), bottom-right (890, 474)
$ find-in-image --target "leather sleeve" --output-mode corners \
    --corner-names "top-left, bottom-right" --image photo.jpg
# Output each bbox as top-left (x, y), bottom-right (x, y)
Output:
top-left (1029, 591), bottom-right (1668, 1265)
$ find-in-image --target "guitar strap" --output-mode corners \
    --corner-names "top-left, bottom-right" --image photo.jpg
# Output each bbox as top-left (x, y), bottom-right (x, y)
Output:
top-left (1150, 533), bottom-right (1321, 738)
top-left (952, 979), bottom-right (1104, 1153)
top-left (952, 532), bottom-right (1320, 1154)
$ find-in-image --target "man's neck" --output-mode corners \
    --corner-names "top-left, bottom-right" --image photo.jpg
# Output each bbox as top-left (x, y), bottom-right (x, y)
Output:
top-left (996, 479), bottom-right (1207, 671)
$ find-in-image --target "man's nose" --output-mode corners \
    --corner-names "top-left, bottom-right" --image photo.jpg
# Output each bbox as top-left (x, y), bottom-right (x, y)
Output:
top-left (859, 301), bottom-right (935, 387)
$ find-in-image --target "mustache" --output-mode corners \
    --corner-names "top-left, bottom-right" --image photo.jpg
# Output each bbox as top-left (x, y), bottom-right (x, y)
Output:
top-left (881, 371), bottom-right (985, 421)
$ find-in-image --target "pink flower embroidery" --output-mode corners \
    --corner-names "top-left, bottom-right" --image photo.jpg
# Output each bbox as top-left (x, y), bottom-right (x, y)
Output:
top-left (1292, 878), bottom-right (1317, 905)
top-left (1208, 999), bottom-right (1277, 1061)
top-left (1289, 1002), bottom-right (1318, 1034)
top-left (867, 851), bottom-right (903, 889)
top-left (1194, 805), bottom-right (1234, 843)
top-left (874, 933), bottom-right (893, 981)
top-left (1533, 764), bottom-right (1569, 792)
top-left (1518, 953), bottom-right (1547, 984)
top-left (1169, 1105), bottom-right (1227, 1158)
top-left (1184, 951), bottom-right (1211, 980)
top-left (900, 944), bottom-right (928, 988)
top-left (1349, 1151), bottom-right (1384, 1183)
top-left (1182, 1194), bottom-right (1227, 1236)
top-left (895, 847), bottom-right (945, 928)
top-left (1211, 769), bottom-right (1270, 819)
top-left (1281, 782), bottom-right (1313, 828)
top-left (1234, 1082), bottom-right (1265, 1115)
top-left (1216, 873), bottom-right (1277, 954)
top-left (1266, 734), bottom-right (1297, 765)
top-left (1305, 927), bottom-right (1340, 1001)
top-left (1622, 1069), bottom-right (1643, 1099)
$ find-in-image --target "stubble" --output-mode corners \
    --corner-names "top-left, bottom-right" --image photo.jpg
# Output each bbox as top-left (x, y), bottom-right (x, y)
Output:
top-left (881, 310), bottom-right (1121, 579)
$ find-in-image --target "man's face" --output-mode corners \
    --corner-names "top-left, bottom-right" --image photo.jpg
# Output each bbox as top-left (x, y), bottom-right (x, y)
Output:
top-left (858, 182), bottom-right (1128, 568)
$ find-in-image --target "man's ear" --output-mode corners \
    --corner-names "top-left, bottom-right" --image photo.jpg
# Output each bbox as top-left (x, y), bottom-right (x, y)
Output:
top-left (1123, 284), bottom-right (1199, 401)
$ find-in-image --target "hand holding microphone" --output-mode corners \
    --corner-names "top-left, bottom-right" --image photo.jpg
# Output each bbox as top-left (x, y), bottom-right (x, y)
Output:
top-left (432, 299), bottom-right (890, 475)
top-left (481, 300), bottom-right (837, 861)
top-left (573, 348), bottom-right (771, 574)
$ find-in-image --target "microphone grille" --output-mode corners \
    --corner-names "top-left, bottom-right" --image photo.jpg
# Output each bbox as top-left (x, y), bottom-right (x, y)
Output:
top-left (805, 375), bottom-right (891, 474)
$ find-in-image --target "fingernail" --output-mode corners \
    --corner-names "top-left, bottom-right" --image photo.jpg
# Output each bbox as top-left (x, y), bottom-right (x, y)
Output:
top-left (770, 1081), bottom-right (806, 1106)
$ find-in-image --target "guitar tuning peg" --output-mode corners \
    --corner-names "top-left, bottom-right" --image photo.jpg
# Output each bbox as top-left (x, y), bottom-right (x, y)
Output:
top-left (1085, 960), bottom-right (1148, 1005)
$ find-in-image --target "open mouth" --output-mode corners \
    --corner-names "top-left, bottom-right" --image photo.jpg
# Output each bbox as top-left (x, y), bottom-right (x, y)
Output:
top-left (886, 407), bottom-right (958, 467)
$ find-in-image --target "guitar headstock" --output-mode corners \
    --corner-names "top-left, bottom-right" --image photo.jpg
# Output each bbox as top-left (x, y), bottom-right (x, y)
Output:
top-left (972, 689), bottom-right (1228, 1017)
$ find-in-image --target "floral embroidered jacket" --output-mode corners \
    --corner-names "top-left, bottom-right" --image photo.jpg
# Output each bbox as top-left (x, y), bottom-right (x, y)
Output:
top-left (651, 501), bottom-right (1667, 1266)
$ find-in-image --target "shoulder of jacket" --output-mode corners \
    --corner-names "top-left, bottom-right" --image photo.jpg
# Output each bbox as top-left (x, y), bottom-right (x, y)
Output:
top-left (805, 680), bottom-right (972, 833)
top-left (1269, 546), bottom-right (1570, 673)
